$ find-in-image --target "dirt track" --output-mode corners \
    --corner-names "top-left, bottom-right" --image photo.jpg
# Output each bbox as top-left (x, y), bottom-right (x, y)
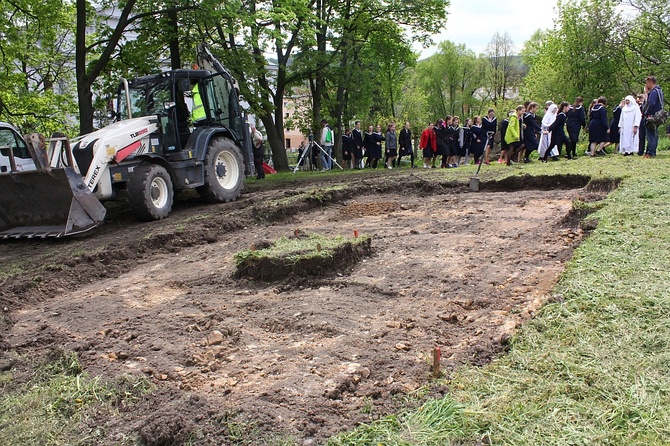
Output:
top-left (0, 171), bottom-right (608, 445)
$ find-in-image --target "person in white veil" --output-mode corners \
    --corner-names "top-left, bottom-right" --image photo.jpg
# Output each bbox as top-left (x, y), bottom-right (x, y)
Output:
top-left (538, 103), bottom-right (558, 159)
top-left (618, 95), bottom-right (642, 156)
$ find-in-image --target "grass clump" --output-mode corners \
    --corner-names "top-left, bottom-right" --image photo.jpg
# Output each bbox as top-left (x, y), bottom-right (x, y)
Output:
top-left (0, 351), bottom-right (153, 446)
top-left (234, 230), bottom-right (372, 280)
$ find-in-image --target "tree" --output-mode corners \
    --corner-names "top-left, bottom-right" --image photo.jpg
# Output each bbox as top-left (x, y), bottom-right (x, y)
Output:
top-left (484, 32), bottom-right (521, 106)
top-left (521, 0), bottom-right (624, 104)
top-left (621, 0), bottom-right (670, 91)
top-left (0, 0), bottom-right (78, 134)
top-left (414, 41), bottom-right (481, 119)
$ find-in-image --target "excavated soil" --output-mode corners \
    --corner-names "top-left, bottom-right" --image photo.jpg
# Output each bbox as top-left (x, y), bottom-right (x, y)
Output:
top-left (0, 171), bottom-right (610, 445)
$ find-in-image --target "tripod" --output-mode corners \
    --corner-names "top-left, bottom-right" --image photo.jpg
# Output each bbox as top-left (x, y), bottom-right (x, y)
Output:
top-left (292, 140), bottom-right (343, 174)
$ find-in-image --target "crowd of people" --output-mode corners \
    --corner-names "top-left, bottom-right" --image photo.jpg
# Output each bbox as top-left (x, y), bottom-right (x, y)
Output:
top-left (296, 76), bottom-right (667, 172)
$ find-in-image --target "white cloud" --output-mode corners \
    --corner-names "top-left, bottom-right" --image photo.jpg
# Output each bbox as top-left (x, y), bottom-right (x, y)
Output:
top-left (419, 0), bottom-right (559, 57)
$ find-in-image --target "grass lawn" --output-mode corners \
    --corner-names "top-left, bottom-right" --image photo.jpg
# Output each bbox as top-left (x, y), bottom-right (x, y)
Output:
top-left (329, 137), bottom-right (670, 445)
top-left (2, 136), bottom-right (670, 445)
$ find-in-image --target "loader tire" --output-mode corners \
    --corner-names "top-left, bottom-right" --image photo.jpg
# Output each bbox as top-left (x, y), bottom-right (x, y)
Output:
top-left (197, 137), bottom-right (244, 203)
top-left (127, 163), bottom-right (173, 221)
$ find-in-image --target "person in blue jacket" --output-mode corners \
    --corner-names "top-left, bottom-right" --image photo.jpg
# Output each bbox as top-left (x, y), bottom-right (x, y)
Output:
top-left (643, 75), bottom-right (664, 158)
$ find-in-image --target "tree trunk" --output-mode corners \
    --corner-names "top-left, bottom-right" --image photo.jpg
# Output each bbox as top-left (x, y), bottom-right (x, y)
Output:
top-left (167, 7), bottom-right (181, 70)
top-left (75, 0), bottom-right (137, 135)
top-left (270, 65), bottom-right (289, 171)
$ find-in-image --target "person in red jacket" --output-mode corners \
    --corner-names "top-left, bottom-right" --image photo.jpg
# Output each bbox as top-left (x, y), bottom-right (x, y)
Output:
top-left (419, 122), bottom-right (436, 168)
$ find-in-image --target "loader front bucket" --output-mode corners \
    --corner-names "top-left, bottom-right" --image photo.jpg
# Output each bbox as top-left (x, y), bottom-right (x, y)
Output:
top-left (0, 167), bottom-right (106, 239)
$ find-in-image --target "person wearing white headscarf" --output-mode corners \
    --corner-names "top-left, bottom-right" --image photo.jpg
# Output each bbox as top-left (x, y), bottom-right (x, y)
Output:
top-left (618, 95), bottom-right (642, 155)
top-left (538, 103), bottom-right (558, 158)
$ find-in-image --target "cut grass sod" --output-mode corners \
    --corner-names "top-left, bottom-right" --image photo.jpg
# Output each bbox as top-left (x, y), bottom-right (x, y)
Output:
top-left (234, 230), bottom-right (372, 281)
top-left (328, 140), bottom-right (670, 445)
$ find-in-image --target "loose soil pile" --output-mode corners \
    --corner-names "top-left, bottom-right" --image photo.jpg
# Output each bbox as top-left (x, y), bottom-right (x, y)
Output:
top-left (0, 172), bottom-right (607, 445)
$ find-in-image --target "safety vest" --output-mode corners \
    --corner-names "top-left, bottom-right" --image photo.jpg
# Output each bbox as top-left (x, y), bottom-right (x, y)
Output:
top-left (191, 84), bottom-right (205, 120)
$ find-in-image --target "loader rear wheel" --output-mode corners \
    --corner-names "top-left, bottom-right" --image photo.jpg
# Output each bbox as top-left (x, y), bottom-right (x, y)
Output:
top-left (196, 137), bottom-right (244, 203)
top-left (127, 163), bottom-right (173, 221)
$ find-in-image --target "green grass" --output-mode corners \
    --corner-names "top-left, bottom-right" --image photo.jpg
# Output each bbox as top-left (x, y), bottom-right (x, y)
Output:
top-left (328, 140), bottom-right (670, 445)
top-left (234, 231), bottom-right (368, 265)
top-left (0, 351), bottom-right (153, 446)
top-left (0, 263), bottom-right (23, 281)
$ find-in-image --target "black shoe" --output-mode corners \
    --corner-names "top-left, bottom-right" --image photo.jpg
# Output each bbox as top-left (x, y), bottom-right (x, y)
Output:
top-left (595, 150), bottom-right (606, 157)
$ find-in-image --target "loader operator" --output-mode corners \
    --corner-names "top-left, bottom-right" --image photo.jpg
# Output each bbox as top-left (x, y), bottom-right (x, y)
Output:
top-left (191, 83), bottom-right (205, 122)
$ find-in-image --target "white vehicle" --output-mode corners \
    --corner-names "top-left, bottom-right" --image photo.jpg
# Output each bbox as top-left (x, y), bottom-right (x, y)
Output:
top-left (0, 45), bottom-right (253, 239)
top-left (0, 122), bottom-right (36, 173)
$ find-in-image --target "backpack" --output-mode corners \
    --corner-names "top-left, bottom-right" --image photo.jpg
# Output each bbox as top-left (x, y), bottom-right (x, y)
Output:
top-left (325, 127), bottom-right (333, 143)
top-left (646, 109), bottom-right (668, 128)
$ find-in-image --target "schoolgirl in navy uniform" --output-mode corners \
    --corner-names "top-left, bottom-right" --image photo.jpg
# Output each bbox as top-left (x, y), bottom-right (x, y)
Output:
top-left (543, 101), bottom-right (570, 162)
top-left (434, 118), bottom-right (448, 168)
top-left (459, 118), bottom-right (473, 165)
top-left (352, 121), bottom-right (364, 168)
top-left (481, 109), bottom-right (497, 165)
top-left (470, 116), bottom-right (486, 165)
top-left (342, 128), bottom-right (355, 168)
top-left (446, 116), bottom-right (460, 167)
top-left (565, 97), bottom-right (586, 159)
top-left (499, 112), bottom-right (513, 163)
top-left (588, 97), bottom-right (609, 156)
top-left (522, 102), bottom-right (542, 162)
top-left (397, 121), bottom-right (414, 168)
top-left (606, 99), bottom-right (624, 153)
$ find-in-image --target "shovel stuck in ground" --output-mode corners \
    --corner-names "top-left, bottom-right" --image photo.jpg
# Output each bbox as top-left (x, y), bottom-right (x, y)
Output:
top-left (469, 131), bottom-right (494, 192)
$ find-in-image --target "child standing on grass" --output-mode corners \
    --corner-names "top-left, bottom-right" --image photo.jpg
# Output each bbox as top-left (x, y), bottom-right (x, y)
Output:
top-left (606, 98), bottom-right (624, 154)
top-left (543, 101), bottom-right (570, 162)
top-left (419, 122), bottom-right (436, 169)
top-left (588, 97), bottom-right (609, 156)
top-left (397, 121), bottom-right (414, 168)
top-left (482, 109), bottom-right (497, 165)
top-left (434, 118), bottom-right (448, 168)
top-left (446, 116), bottom-right (460, 168)
top-left (385, 122), bottom-right (397, 169)
top-left (499, 112), bottom-right (512, 164)
top-left (522, 102), bottom-right (542, 163)
top-left (504, 106), bottom-right (525, 166)
top-left (566, 97), bottom-right (586, 159)
top-left (470, 116), bottom-right (486, 165)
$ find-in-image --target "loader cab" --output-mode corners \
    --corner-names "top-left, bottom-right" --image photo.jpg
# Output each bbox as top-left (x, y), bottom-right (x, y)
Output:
top-left (0, 122), bottom-right (35, 173)
top-left (114, 69), bottom-right (244, 154)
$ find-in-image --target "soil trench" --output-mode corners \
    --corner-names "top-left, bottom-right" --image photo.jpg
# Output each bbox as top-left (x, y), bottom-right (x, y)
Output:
top-left (2, 184), bottom-right (591, 444)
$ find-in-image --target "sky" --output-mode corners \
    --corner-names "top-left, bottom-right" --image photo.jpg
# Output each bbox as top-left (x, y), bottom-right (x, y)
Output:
top-left (419, 0), bottom-right (560, 58)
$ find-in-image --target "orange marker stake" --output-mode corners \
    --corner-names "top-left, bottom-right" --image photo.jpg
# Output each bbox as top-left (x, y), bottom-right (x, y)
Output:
top-left (433, 347), bottom-right (441, 378)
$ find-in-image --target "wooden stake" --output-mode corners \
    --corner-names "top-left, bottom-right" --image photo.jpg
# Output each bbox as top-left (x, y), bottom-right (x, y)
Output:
top-left (432, 347), bottom-right (441, 379)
